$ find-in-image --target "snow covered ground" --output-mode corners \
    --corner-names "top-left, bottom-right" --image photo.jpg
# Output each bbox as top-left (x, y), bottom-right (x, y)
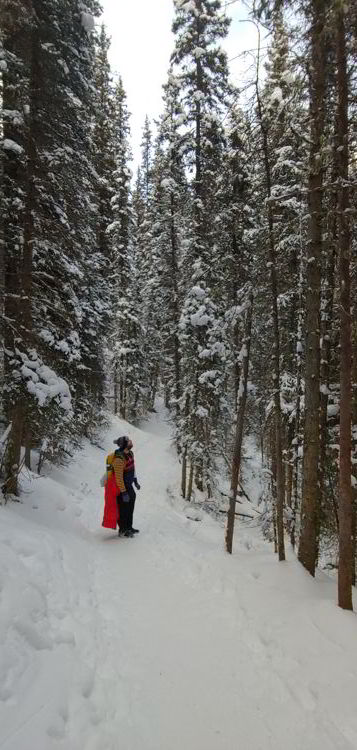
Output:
top-left (1, 403), bottom-right (357, 750)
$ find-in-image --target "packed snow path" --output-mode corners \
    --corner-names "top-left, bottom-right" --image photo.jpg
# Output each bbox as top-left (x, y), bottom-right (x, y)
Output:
top-left (1, 405), bottom-right (357, 750)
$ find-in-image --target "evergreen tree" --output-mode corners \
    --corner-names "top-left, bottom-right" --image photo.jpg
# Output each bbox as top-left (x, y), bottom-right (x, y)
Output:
top-left (155, 71), bottom-right (189, 421)
top-left (171, 0), bottom-right (232, 494)
top-left (131, 118), bottom-right (163, 416)
top-left (1, 0), bottom-right (104, 491)
top-left (108, 77), bottom-right (137, 420)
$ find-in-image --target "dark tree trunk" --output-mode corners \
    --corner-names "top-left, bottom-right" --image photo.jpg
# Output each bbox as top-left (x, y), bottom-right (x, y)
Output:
top-left (255, 70), bottom-right (286, 562)
top-left (2, 3), bottom-right (33, 496)
top-left (114, 361), bottom-right (118, 415)
top-left (187, 462), bottom-right (194, 502)
top-left (298, 0), bottom-right (326, 576)
top-left (317, 134), bottom-right (338, 565)
top-left (226, 292), bottom-right (253, 554)
top-left (169, 184), bottom-right (181, 416)
top-left (336, 6), bottom-right (353, 611)
top-left (181, 446), bottom-right (187, 499)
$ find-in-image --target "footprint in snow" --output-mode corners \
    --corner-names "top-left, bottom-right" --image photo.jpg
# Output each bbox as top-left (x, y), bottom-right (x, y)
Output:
top-left (47, 714), bottom-right (66, 740)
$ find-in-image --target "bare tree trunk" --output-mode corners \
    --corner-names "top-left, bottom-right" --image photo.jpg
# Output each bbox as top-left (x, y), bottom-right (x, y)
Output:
top-left (271, 437), bottom-right (278, 553)
top-left (352, 328), bottom-right (357, 585)
top-left (226, 292), bottom-right (253, 554)
top-left (187, 462), bottom-right (194, 502)
top-left (291, 239), bottom-right (304, 550)
top-left (286, 423), bottom-right (294, 513)
top-left (21, 29), bottom-right (38, 476)
top-left (195, 461), bottom-right (203, 493)
top-left (169, 186), bottom-right (181, 416)
top-left (181, 394), bottom-right (190, 498)
top-left (181, 447), bottom-right (187, 499)
top-left (298, 0), bottom-right (326, 576)
top-left (336, 4), bottom-right (353, 611)
top-left (255, 54), bottom-right (286, 561)
top-left (273, 495), bottom-right (278, 554)
top-left (114, 361), bottom-right (118, 415)
top-left (317, 134), bottom-right (338, 564)
top-left (24, 429), bottom-right (31, 470)
top-left (352, 504), bottom-right (356, 588)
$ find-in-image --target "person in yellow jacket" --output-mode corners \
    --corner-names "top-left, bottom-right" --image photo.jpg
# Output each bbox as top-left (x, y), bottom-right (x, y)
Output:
top-left (106, 436), bottom-right (134, 538)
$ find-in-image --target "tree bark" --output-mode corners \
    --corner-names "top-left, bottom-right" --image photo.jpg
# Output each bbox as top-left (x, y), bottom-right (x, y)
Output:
top-left (169, 180), bottom-right (181, 416)
top-left (298, 0), bottom-right (326, 576)
top-left (114, 361), bottom-right (118, 415)
top-left (181, 446), bottom-right (187, 498)
top-left (187, 462), bottom-right (194, 502)
top-left (226, 292), bottom-right (253, 554)
top-left (255, 67), bottom-right (286, 561)
top-left (336, 3), bottom-right (353, 611)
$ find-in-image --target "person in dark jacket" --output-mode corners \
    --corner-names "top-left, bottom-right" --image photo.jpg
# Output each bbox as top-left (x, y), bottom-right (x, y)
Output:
top-left (123, 438), bottom-right (140, 533)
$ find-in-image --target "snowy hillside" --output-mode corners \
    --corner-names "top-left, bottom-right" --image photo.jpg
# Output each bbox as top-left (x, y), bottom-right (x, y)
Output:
top-left (1, 407), bottom-right (357, 750)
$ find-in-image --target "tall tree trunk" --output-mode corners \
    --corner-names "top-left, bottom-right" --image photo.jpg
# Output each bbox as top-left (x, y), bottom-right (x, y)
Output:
top-left (317, 135), bottom-right (338, 563)
top-left (255, 65), bottom-right (286, 561)
top-left (21, 29), bottom-right (38, 475)
top-left (226, 291), bottom-right (253, 554)
top-left (352, 505), bottom-right (356, 588)
top-left (169, 182), bottom-right (181, 417)
top-left (24, 430), bottom-right (31, 471)
top-left (270, 427), bottom-right (278, 554)
top-left (181, 446), bottom-right (187, 499)
top-left (298, 0), bottom-right (326, 576)
top-left (2, 5), bottom-right (33, 496)
top-left (336, 3), bottom-right (353, 611)
top-left (187, 462), bottom-right (194, 502)
top-left (291, 241), bottom-right (304, 550)
top-left (114, 361), bottom-right (118, 415)
top-left (181, 394), bottom-right (190, 498)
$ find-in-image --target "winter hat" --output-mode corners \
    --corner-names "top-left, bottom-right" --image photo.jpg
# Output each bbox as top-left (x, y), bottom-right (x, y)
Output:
top-left (114, 436), bottom-right (129, 451)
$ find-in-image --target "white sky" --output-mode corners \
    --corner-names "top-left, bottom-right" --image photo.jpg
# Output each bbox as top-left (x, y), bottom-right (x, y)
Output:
top-left (100, 0), bottom-right (260, 170)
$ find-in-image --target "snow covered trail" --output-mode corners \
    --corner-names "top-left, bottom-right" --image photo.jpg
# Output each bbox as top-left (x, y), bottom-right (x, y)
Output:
top-left (1, 404), bottom-right (357, 750)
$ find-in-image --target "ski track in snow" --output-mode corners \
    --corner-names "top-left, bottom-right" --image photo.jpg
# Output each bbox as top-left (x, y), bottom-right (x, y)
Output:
top-left (1, 401), bottom-right (357, 750)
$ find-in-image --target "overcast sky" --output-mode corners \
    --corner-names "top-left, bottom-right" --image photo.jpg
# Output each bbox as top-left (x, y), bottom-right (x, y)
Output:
top-left (100, 0), bottom-right (259, 169)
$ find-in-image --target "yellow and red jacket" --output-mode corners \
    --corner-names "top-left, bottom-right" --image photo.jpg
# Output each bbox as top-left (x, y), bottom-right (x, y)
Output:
top-left (105, 451), bottom-right (126, 493)
top-left (102, 451), bottom-right (126, 530)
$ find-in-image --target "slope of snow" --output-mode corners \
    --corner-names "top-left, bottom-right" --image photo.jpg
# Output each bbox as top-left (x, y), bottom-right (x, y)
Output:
top-left (1, 402), bottom-right (357, 750)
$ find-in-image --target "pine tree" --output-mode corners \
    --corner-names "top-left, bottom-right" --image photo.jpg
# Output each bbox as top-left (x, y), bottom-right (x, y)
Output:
top-left (108, 77), bottom-right (136, 420)
top-left (1, 0), bottom-right (104, 491)
top-left (298, 0), bottom-right (329, 576)
top-left (171, 0), bottom-right (232, 494)
top-left (155, 71), bottom-right (189, 422)
top-left (250, 8), bottom-right (306, 561)
top-left (93, 24), bottom-right (116, 265)
top-left (130, 118), bottom-right (164, 416)
top-left (335, 0), bottom-right (353, 611)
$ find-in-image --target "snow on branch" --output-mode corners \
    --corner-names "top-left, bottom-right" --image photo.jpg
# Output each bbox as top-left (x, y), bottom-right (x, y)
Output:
top-left (16, 350), bottom-right (72, 411)
top-left (2, 139), bottom-right (24, 155)
top-left (79, 3), bottom-right (95, 33)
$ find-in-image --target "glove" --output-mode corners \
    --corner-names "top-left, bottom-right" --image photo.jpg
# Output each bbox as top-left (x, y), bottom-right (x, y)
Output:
top-left (121, 492), bottom-right (129, 503)
top-left (134, 479), bottom-right (141, 490)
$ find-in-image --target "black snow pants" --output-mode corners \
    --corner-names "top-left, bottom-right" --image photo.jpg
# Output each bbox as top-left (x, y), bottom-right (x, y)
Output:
top-left (127, 484), bottom-right (136, 530)
top-left (118, 493), bottom-right (131, 532)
